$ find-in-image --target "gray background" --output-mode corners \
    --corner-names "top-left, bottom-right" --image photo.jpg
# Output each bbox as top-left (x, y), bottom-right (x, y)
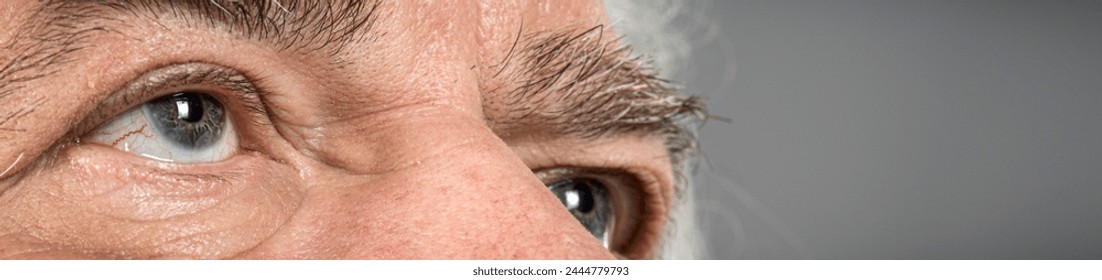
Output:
top-left (679, 0), bottom-right (1102, 259)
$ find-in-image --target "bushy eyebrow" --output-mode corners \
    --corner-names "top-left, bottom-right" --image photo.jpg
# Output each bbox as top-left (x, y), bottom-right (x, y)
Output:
top-left (487, 25), bottom-right (706, 170)
top-left (0, 0), bottom-right (381, 133)
top-left (93, 0), bottom-right (383, 57)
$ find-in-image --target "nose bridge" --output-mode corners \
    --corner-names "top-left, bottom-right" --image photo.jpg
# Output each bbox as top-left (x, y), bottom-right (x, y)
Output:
top-left (277, 115), bottom-right (612, 259)
top-left (375, 120), bottom-right (611, 258)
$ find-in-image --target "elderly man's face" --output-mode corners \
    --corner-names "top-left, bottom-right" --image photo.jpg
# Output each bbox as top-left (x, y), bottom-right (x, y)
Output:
top-left (0, 0), bottom-right (698, 259)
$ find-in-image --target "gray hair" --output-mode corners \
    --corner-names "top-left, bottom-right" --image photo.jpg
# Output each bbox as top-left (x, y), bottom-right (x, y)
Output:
top-left (605, 0), bottom-right (706, 259)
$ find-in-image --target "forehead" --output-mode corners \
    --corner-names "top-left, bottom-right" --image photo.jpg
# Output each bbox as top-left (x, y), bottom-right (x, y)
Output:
top-left (0, 1), bottom-right (613, 66)
top-left (0, 0), bottom-right (609, 115)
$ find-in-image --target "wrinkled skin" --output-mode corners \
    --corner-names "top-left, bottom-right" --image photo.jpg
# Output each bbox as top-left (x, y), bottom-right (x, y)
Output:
top-left (0, 0), bottom-right (678, 259)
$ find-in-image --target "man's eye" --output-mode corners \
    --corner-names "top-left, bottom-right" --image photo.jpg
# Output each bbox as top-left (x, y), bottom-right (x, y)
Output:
top-left (87, 91), bottom-right (238, 163)
top-left (546, 177), bottom-right (614, 247)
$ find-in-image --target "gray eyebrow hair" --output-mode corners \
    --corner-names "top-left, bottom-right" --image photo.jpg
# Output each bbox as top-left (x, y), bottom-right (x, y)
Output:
top-left (487, 25), bottom-right (706, 187)
top-left (490, 25), bottom-right (709, 260)
top-left (0, 0), bottom-right (381, 133)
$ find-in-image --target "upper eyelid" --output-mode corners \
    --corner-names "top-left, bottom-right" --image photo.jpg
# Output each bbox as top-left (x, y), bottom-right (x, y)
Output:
top-left (533, 166), bottom-right (636, 183)
top-left (73, 62), bottom-right (271, 139)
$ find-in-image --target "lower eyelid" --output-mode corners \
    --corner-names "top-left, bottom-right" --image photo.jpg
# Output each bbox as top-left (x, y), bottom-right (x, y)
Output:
top-left (26, 144), bottom-right (302, 257)
top-left (56, 142), bottom-right (248, 198)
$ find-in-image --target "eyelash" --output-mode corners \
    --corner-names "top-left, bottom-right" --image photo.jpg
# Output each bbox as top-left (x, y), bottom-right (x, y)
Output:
top-left (75, 63), bottom-right (272, 151)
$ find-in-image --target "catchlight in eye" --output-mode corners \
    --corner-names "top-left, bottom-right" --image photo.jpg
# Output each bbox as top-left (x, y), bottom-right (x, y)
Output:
top-left (88, 91), bottom-right (238, 164)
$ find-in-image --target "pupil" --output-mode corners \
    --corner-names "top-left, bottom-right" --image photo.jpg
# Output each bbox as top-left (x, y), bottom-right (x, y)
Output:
top-left (574, 182), bottom-right (595, 213)
top-left (143, 92), bottom-right (225, 150)
top-left (545, 177), bottom-right (611, 247)
top-left (172, 92), bottom-right (204, 123)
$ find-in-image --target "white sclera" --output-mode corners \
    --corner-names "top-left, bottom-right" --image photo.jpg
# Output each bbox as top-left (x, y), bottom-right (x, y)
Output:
top-left (87, 105), bottom-right (237, 164)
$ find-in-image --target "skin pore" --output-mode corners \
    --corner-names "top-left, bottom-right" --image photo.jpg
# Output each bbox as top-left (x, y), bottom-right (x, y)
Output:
top-left (0, 0), bottom-right (702, 259)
